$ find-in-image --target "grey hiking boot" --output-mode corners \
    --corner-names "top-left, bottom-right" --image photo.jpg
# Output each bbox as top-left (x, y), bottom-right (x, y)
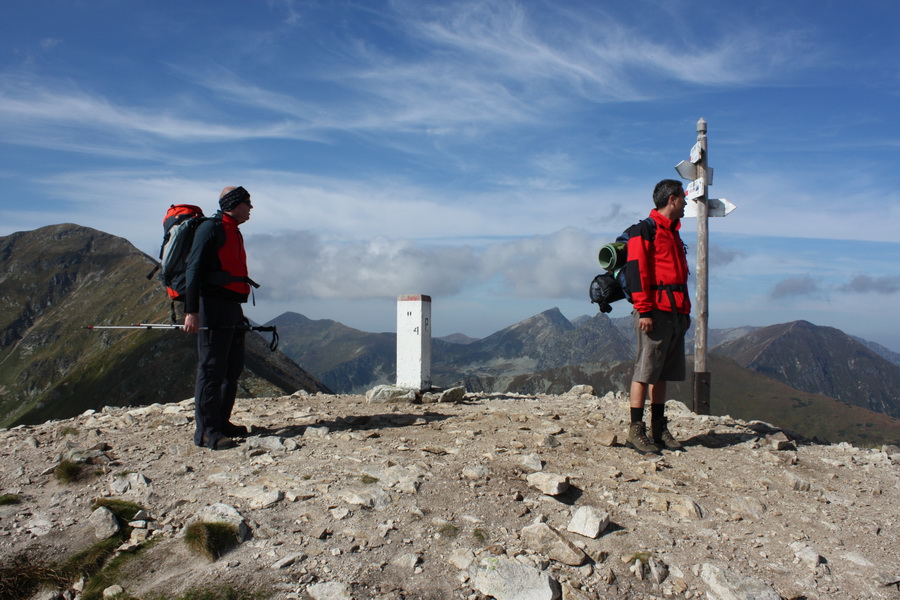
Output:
top-left (651, 418), bottom-right (683, 451)
top-left (626, 422), bottom-right (660, 455)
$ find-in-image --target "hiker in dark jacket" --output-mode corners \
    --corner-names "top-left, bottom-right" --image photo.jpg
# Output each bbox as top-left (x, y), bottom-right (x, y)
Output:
top-left (624, 179), bottom-right (691, 454)
top-left (183, 186), bottom-right (255, 450)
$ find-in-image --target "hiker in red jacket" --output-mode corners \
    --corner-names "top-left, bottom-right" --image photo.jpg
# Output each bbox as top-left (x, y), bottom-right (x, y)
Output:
top-left (624, 179), bottom-right (691, 454)
top-left (184, 186), bottom-right (255, 450)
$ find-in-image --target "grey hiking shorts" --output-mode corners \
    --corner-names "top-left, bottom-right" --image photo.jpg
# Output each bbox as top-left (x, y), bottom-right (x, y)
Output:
top-left (632, 309), bottom-right (691, 384)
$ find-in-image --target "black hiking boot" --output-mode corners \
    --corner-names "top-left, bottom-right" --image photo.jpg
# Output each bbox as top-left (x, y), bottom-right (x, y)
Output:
top-left (223, 422), bottom-right (249, 437)
top-left (651, 418), bottom-right (683, 451)
top-left (201, 434), bottom-right (236, 450)
top-left (626, 422), bottom-right (660, 455)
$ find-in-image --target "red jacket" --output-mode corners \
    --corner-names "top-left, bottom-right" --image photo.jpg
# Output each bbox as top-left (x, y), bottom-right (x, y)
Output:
top-left (625, 209), bottom-right (691, 317)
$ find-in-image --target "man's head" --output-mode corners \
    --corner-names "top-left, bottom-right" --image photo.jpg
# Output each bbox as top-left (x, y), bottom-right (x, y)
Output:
top-left (219, 186), bottom-right (252, 223)
top-left (652, 179), bottom-right (686, 220)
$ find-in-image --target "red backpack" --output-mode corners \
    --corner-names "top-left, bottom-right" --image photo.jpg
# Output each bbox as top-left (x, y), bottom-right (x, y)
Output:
top-left (147, 204), bottom-right (207, 319)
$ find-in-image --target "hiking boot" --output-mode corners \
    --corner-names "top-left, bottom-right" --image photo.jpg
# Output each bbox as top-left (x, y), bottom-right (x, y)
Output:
top-left (212, 436), bottom-right (235, 450)
top-left (651, 418), bottom-right (683, 451)
top-left (626, 422), bottom-right (660, 455)
top-left (223, 422), bottom-right (249, 437)
top-left (200, 434), bottom-right (236, 450)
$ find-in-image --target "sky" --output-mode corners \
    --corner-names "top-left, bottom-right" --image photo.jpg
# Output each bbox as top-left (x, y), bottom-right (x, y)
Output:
top-left (2, 0), bottom-right (899, 352)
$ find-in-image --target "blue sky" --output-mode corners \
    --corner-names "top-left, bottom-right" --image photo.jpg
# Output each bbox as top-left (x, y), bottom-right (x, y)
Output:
top-left (2, 0), bottom-right (899, 351)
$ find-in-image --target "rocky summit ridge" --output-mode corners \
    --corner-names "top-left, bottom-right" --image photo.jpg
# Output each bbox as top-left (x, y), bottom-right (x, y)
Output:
top-left (2, 387), bottom-right (899, 600)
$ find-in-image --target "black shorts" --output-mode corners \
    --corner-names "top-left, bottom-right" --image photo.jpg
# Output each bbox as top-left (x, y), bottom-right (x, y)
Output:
top-left (632, 310), bottom-right (690, 384)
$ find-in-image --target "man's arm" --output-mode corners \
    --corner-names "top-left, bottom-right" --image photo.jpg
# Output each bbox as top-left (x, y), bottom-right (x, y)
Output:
top-left (625, 226), bottom-right (655, 322)
top-left (182, 220), bottom-right (218, 333)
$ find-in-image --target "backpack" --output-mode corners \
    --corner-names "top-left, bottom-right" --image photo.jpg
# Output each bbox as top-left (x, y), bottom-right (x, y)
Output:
top-left (589, 217), bottom-right (656, 313)
top-left (146, 204), bottom-right (212, 321)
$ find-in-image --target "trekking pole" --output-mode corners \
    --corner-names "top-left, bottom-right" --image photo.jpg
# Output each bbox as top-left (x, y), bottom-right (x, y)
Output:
top-left (83, 323), bottom-right (280, 351)
top-left (82, 325), bottom-right (182, 330)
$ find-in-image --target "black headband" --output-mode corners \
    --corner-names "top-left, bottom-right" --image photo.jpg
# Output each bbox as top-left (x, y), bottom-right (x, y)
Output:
top-left (220, 186), bottom-right (250, 210)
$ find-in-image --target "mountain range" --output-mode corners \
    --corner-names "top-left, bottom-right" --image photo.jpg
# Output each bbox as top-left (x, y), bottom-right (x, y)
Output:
top-left (265, 310), bottom-right (900, 446)
top-left (1, 223), bottom-right (898, 446)
top-left (0, 224), bottom-right (329, 428)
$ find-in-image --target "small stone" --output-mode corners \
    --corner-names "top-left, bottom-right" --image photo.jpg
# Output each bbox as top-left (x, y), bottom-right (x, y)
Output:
top-left (596, 431), bottom-right (618, 447)
top-left (521, 520), bottom-right (587, 566)
top-left (89, 506), bottom-right (121, 539)
top-left (306, 581), bottom-right (352, 600)
top-left (449, 549), bottom-right (475, 570)
top-left (366, 385), bottom-right (418, 404)
top-left (566, 385), bottom-right (594, 396)
top-left (767, 431), bottom-right (792, 450)
top-left (462, 465), bottom-right (490, 480)
top-left (648, 556), bottom-right (669, 584)
top-left (469, 557), bottom-right (561, 600)
top-left (790, 542), bottom-right (822, 569)
top-left (567, 506), bottom-right (610, 539)
top-left (670, 496), bottom-right (703, 519)
top-left (521, 454), bottom-right (544, 471)
top-left (700, 563), bottom-right (780, 600)
top-left (391, 552), bottom-right (421, 570)
top-left (526, 472), bottom-right (570, 496)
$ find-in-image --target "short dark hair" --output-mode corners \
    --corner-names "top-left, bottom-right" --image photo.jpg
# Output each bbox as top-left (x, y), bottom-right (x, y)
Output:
top-left (653, 179), bottom-right (684, 209)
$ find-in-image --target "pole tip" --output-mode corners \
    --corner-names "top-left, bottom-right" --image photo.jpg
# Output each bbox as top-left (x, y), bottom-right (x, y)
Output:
top-left (697, 118), bottom-right (707, 132)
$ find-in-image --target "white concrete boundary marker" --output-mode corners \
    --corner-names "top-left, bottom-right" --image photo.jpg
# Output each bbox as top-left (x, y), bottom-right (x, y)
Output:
top-left (396, 294), bottom-right (432, 391)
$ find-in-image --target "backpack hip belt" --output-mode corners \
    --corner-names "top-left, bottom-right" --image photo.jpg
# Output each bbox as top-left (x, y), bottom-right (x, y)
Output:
top-left (651, 283), bottom-right (687, 314)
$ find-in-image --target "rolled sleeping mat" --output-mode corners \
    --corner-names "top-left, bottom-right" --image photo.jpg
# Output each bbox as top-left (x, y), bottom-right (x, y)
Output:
top-left (598, 242), bottom-right (627, 272)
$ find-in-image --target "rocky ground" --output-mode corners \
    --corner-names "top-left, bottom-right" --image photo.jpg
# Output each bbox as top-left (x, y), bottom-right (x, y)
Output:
top-left (1, 388), bottom-right (899, 600)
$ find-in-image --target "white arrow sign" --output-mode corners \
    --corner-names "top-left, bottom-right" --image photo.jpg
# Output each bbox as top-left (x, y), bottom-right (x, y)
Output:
top-left (675, 160), bottom-right (713, 185)
top-left (683, 198), bottom-right (736, 218)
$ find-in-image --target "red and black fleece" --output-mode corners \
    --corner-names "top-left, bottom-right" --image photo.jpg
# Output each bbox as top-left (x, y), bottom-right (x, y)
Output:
top-left (624, 208), bottom-right (691, 318)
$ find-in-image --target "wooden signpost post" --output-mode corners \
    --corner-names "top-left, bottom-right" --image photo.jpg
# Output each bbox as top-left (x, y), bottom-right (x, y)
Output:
top-left (675, 119), bottom-right (736, 415)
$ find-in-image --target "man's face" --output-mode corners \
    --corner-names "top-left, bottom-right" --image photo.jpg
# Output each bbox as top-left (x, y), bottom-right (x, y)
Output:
top-left (229, 200), bottom-right (252, 224)
top-left (671, 191), bottom-right (686, 219)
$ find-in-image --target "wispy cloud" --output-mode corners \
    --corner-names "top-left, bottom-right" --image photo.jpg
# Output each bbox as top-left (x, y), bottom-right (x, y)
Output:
top-left (0, 75), bottom-right (322, 152)
top-left (770, 275), bottom-right (821, 299)
top-left (840, 275), bottom-right (900, 295)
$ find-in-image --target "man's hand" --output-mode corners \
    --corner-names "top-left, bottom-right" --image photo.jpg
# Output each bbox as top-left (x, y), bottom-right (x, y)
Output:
top-left (183, 313), bottom-right (200, 333)
top-left (639, 316), bottom-right (654, 333)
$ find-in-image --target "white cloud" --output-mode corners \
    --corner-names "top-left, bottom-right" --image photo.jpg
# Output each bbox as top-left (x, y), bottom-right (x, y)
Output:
top-left (247, 226), bottom-right (600, 302)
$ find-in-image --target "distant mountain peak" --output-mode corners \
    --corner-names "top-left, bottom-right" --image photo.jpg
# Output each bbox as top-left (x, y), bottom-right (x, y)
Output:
top-left (510, 307), bottom-right (573, 332)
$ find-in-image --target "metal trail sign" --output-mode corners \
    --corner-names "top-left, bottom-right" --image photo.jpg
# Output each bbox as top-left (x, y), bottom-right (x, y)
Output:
top-left (684, 197), bottom-right (736, 219)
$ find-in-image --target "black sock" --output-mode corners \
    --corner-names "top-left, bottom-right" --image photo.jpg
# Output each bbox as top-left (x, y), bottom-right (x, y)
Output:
top-left (650, 403), bottom-right (665, 423)
top-left (630, 407), bottom-right (644, 423)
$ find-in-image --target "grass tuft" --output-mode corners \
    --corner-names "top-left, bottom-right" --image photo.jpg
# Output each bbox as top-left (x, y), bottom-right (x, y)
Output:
top-left (146, 583), bottom-right (268, 600)
top-left (0, 494), bottom-right (22, 506)
top-left (54, 460), bottom-right (84, 484)
top-left (626, 551), bottom-right (653, 564)
top-left (0, 553), bottom-right (67, 600)
top-left (184, 522), bottom-right (240, 561)
top-left (437, 523), bottom-right (459, 537)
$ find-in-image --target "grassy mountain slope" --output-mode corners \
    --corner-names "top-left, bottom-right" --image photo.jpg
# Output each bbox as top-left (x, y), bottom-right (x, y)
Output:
top-left (713, 320), bottom-right (900, 418)
top-left (0, 224), bottom-right (327, 427)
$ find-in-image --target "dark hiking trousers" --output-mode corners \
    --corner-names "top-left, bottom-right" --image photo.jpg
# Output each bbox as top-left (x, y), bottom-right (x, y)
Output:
top-left (193, 297), bottom-right (246, 448)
